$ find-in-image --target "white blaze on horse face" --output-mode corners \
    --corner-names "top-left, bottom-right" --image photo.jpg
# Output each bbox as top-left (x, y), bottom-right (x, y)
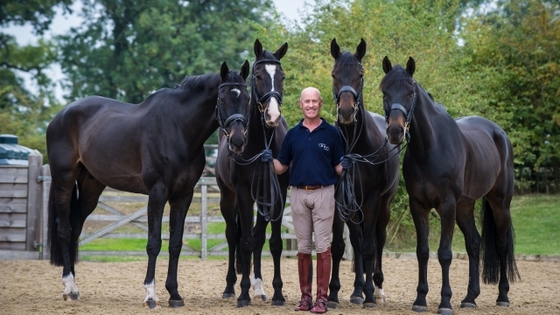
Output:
top-left (265, 64), bottom-right (281, 122)
top-left (231, 88), bottom-right (241, 98)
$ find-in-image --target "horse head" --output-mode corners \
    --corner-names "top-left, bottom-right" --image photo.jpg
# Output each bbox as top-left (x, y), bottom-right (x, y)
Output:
top-left (252, 39), bottom-right (288, 128)
top-left (380, 56), bottom-right (417, 145)
top-left (217, 60), bottom-right (251, 154)
top-left (331, 38), bottom-right (366, 125)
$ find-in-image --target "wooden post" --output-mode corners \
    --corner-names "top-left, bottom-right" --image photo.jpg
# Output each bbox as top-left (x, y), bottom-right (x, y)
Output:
top-left (26, 150), bottom-right (42, 254)
top-left (200, 180), bottom-right (208, 261)
top-left (41, 165), bottom-right (51, 260)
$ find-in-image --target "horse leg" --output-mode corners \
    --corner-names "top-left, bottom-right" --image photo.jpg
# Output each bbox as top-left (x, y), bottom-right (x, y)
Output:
top-left (349, 223), bottom-right (365, 305)
top-left (410, 199), bottom-right (431, 313)
top-left (219, 187), bottom-right (238, 299)
top-left (327, 215), bottom-right (345, 309)
top-left (236, 191), bottom-right (255, 307)
top-left (48, 160), bottom-right (81, 301)
top-left (373, 196), bottom-right (392, 305)
top-left (455, 200), bottom-right (481, 308)
top-left (252, 213), bottom-right (269, 302)
top-left (361, 197), bottom-right (380, 308)
top-left (433, 198), bottom-right (458, 315)
top-left (165, 193), bottom-right (194, 307)
top-left (267, 208), bottom-right (286, 305)
top-left (142, 182), bottom-right (168, 309)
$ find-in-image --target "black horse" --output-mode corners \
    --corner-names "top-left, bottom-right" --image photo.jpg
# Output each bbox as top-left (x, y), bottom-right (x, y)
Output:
top-left (214, 39), bottom-right (289, 307)
top-left (46, 61), bottom-right (251, 308)
top-left (327, 39), bottom-right (400, 309)
top-left (380, 56), bottom-right (520, 314)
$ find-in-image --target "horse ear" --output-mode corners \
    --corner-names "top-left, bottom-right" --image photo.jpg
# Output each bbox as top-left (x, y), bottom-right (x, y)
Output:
top-left (274, 42), bottom-right (288, 60)
top-left (330, 38), bottom-right (341, 59)
top-left (382, 56), bottom-right (392, 74)
top-left (355, 38), bottom-right (366, 61)
top-left (406, 56), bottom-right (415, 77)
top-left (240, 60), bottom-right (250, 80)
top-left (220, 61), bottom-right (229, 82)
top-left (254, 39), bottom-right (263, 57)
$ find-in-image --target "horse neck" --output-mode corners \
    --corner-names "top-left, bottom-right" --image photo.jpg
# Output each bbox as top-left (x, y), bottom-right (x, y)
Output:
top-left (338, 104), bottom-right (381, 152)
top-left (177, 84), bottom-right (220, 147)
top-left (246, 101), bottom-right (274, 151)
top-left (407, 91), bottom-right (449, 157)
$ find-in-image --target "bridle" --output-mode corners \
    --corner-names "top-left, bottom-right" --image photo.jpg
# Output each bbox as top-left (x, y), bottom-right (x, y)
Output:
top-left (216, 82), bottom-right (249, 139)
top-left (252, 59), bottom-right (283, 113)
top-left (384, 79), bottom-right (418, 144)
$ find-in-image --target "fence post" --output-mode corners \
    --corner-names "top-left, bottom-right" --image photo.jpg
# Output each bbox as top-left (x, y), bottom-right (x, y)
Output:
top-left (26, 151), bottom-right (42, 253)
top-left (200, 181), bottom-right (208, 261)
top-left (41, 165), bottom-right (51, 260)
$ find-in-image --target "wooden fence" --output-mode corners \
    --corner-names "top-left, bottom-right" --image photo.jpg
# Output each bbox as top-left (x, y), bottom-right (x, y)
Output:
top-left (1, 146), bottom-right (351, 261)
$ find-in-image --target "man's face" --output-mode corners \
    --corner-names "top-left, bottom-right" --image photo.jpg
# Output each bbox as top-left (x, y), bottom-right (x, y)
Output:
top-left (299, 90), bottom-right (322, 120)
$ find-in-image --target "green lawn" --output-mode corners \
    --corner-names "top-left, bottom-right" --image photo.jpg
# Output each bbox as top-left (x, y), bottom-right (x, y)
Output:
top-left (79, 194), bottom-right (560, 262)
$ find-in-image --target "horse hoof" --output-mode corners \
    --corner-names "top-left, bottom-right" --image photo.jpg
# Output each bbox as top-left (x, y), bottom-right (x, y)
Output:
top-left (460, 301), bottom-right (476, 308)
top-left (412, 305), bottom-right (427, 312)
top-left (437, 307), bottom-right (453, 315)
top-left (271, 299), bottom-right (285, 306)
top-left (496, 301), bottom-right (510, 307)
top-left (63, 292), bottom-right (80, 301)
top-left (236, 300), bottom-right (251, 308)
top-left (326, 301), bottom-right (340, 309)
top-left (256, 294), bottom-right (267, 302)
top-left (363, 302), bottom-right (377, 308)
top-left (168, 299), bottom-right (185, 307)
top-left (222, 292), bottom-right (235, 299)
top-left (350, 295), bottom-right (364, 305)
top-left (143, 299), bottom-right (160, 309)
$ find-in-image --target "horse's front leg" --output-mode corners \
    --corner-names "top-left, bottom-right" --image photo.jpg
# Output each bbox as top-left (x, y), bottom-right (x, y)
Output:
top-left (165, 193), bottom-right (194, 307)
top-left (361, 198), bottom-right (379, 308)
top-left (143, 184), bottom-right (167, 309)
top-left (410, 199), bottom-right (431, 313)
top-left (252, 212), bottom-right (269, 302)
top-left (267, 206), bottom-right (286, 305)
top-left (434, 198), bottom-right (458, 315)
top-left (236, 192), bottom-right (255, 307)
top-left (219, 188), bottom-right (238, 299)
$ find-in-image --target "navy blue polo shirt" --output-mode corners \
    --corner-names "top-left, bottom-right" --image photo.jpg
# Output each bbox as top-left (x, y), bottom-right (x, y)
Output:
top-left (277, 118), bottom-right (344, 187)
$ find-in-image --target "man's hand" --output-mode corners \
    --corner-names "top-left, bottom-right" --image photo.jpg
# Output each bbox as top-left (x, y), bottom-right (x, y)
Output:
top-left (261, 149), bottom-right (273, 162)
top-left (341, 156), bottom-right (352, 170)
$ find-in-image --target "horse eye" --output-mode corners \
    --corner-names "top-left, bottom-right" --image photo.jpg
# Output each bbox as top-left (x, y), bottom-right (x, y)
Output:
top-left (255, 75), bottom-right (262, 80)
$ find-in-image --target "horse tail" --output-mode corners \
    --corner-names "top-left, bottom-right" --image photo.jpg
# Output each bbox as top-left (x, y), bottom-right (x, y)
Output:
top-left (481, 198), bottom-right (520, 284)
top-left (235, 213), bottom-right (243, 275)
top-left (48, 183), bottom-right (80, 266)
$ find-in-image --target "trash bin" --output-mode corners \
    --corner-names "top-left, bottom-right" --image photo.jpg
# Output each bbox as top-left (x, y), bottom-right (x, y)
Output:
top-left (0, 134), bottom-right (33, 165)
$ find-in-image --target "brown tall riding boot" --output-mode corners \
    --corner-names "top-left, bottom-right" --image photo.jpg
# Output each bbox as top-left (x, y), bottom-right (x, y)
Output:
top-left (311, 247), bottom-right (331, 314)
top-left (295, 252), bottom-right (313, 311)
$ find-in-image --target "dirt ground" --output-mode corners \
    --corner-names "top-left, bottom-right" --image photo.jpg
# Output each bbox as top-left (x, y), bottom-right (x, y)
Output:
top-left (1, 255), bottom-right (559, 315)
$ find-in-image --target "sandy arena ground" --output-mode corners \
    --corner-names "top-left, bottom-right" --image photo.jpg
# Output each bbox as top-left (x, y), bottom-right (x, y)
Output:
top-left (1, 256), bottom-right (559, 315)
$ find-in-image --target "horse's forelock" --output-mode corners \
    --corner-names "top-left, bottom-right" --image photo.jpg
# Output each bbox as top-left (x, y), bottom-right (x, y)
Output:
top-left (380, 65), bottom-right (413, 90)
top-left (334, 52), bottom-right (362, 75)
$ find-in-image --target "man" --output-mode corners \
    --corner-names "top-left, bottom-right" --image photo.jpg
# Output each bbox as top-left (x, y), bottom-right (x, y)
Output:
top-left (262, 87), bottom-right (351, 313)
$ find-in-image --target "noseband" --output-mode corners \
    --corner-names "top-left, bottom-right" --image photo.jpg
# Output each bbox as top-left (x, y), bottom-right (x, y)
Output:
top-left (216, 82), bottom-right (249, 138)
top-left (252, 59), bottom-right (283, 113)
top-left (384, 80), bottom-right (418, 142)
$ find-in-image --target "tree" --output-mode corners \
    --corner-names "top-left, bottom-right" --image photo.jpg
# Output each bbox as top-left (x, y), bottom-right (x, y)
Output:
top-left (57, 0), bottom-right (275, 104)
top-left (0, 0), bottom-right (73, 161)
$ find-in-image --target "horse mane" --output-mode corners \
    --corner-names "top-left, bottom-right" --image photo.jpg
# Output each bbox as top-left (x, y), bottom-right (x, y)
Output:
top-left (379, 64), bottom-right (413, 91)
top-left (177, 73), bottom-right (221, 90)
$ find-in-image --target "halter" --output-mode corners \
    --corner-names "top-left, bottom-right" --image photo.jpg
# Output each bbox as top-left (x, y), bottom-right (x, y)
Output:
top-left (384, 80), bottom-right (418, 142)
top-left (215, 82), bottom-right (249, 139)
top-left (252, 59), bottom-right (283, 113)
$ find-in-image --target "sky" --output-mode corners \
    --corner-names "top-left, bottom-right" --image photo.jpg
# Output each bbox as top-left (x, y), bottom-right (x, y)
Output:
top-left (4, 0), bottom-right (309, 101)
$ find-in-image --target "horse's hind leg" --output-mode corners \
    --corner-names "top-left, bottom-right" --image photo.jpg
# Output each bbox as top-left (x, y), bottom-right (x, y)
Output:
top-left (165, 192), bottom-right (194, 307)
top-left (327, 215), bottom-right (345, 309)
top-left (455, 200), bottom-right (481, 308)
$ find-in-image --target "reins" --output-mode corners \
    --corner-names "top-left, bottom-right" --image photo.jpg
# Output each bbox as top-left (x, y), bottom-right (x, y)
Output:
top-left (230, 59), bottom-right (285, 222)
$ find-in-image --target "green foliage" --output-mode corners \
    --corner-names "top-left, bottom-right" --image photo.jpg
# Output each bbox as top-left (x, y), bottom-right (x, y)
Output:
top-left (57, 0), bottom-right (275, 103)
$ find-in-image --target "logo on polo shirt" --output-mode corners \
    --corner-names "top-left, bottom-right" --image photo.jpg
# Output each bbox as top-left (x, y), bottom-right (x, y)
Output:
top-left (318, 143), bottom-right (330, 151)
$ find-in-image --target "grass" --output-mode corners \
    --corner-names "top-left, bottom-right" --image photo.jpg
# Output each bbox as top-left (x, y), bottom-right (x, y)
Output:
top-left (78, 194), bottom-right (560, 262)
